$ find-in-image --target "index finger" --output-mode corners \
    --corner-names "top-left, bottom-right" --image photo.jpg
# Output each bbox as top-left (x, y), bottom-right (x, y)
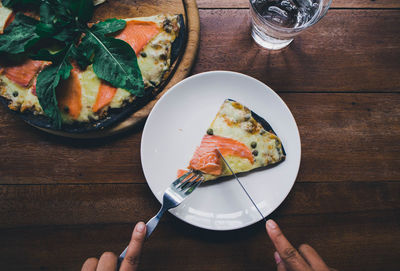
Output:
top-left (120, 222), bottom-right (147, 271)
top-left (266, 219), bottom-right (311, 271)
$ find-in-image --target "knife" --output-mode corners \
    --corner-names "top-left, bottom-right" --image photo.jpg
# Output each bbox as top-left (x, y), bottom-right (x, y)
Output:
top-left (216, 148), bottom-right (267, 223)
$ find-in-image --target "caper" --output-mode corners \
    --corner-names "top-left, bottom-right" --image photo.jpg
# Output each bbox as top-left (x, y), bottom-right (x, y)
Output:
top-left (12, 91), bottom-right (18, 97)
top-left (252, 150), bottom-right (258, 156)
top-left (140, 52), bottom-right (147, 57)
top-left (251, 141), bottom-right (257, 148)
top-left (207, 128), bottom-right (213, 135)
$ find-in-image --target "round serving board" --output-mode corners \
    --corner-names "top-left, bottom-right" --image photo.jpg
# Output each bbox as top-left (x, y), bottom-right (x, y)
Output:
top-left (35, 0), bottom-right (200, 138)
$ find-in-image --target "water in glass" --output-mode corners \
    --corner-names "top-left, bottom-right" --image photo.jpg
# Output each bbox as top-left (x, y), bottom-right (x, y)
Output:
top-left (250, 0), bottom-right (330, 50)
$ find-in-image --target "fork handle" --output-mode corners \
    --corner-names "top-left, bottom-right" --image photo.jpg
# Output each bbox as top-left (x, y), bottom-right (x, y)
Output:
top-left (145, 205), bottom-right (168, 238)
top-left (119, 205), bottom-right (167, 261)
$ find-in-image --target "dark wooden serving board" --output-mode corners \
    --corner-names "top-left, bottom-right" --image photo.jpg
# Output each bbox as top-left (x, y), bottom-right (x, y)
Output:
top-left (34, 0), bottom-right (200, 138)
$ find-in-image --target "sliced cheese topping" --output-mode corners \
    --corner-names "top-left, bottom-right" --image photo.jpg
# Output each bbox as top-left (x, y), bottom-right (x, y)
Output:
top-left (0, 3), bottom-right (13, 34)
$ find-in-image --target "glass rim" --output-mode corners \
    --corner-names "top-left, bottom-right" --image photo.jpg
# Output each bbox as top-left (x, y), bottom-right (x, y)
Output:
top-left (249, 0), bottom-right (332, 33)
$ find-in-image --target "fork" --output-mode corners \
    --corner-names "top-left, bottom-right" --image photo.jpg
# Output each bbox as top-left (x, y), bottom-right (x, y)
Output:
top-left (119, 170), bottom-right (204, 260)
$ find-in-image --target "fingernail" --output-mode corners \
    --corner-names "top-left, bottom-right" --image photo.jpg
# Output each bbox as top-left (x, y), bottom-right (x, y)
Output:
top-left (274, 251), bottom-right (282, 264)
top-left (135, 222), bottom-right (145, 233)
top-left (266, 219), bottom-right (277, 229)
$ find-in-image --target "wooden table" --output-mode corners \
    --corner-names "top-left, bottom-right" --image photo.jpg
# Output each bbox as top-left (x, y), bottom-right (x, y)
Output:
top-left (1, 0), bottom-right (399, 270)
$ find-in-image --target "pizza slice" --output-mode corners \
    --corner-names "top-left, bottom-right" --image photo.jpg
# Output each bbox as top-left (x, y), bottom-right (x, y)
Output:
top-left (179, 99), bottom-right (286, 181)
top-left (0, 7), bottom-right (185, 131)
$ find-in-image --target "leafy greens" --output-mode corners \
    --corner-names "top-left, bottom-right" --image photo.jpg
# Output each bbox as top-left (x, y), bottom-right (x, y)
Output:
top-left (0, 0), bottom-right (144, 128)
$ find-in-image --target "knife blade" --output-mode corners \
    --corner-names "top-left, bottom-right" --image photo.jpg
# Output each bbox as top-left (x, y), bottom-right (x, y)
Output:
top-left (215, 148), bottom-right (266, 223)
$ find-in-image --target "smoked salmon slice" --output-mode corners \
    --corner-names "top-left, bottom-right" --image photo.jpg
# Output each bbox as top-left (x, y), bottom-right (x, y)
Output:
top-left (56, 68), bottom-right (82, 119)
top-left (92, 81), bottom-right (117, 112)
top-left (115, 20), bottom-right (160, 54)
top-left (189, 135), bottom-right (254, 175)
top-left (4, 59), bottom-right (44, 87)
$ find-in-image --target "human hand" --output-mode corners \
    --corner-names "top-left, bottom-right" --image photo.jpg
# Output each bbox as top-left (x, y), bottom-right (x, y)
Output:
top-left (266, 219), bottom-right (336, 271)
top-left (81, 221), bottom-right (146, 271)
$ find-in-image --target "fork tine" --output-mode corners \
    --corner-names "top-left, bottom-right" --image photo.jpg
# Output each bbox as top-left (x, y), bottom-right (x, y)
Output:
top-left (183, 174), bottom-right (204, 194)
top-left (171, 170), bottom-right (193, 187)
top-left (177, 173), bottom-right (198, 189)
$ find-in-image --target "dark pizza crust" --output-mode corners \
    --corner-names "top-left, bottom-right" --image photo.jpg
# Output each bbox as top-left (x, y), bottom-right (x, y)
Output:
top-left (1, 14), bottom-right (186, 134)
top-left (227, 98), bottom-right (286, 157)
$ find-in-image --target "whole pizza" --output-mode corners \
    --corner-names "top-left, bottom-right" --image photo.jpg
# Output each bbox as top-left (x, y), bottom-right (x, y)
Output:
top-left (0, 0), bottom-right (185, 132)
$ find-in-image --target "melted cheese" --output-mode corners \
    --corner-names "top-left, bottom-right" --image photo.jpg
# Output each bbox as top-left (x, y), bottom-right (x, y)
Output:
top-left (201, 100), bottom-right (285, 181)
top-left (0, 3), bottom-right (13, 34)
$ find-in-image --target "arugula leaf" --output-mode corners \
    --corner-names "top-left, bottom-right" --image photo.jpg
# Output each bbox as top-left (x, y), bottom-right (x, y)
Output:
top-left (90, 36), bottom-right (144, 96)
top-left (67, 0), bottom-right (94, 24)
top-left (2, 0), bottom-right (41, 8)
top-left (73, 19), bottom-right (126, 69)
top-left (35, 46), bottom-right (74, 128)
top-left (90, 18), bottom-right (126, 36)
top-left (76, 20), bottom-right (144, 96)
top-left (0, 13), bottom-right (40, 54)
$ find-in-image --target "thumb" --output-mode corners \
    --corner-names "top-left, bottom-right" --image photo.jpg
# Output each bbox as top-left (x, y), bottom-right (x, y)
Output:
top-left (120, 222), bottom-right (146, 271)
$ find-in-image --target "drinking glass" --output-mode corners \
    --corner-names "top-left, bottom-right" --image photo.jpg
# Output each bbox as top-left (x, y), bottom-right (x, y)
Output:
top-left (250, 0), bottom-right (332, 50)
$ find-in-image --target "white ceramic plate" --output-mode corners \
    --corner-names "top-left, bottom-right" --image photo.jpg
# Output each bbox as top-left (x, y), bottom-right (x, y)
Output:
top-left (141, 71), bottom-right (301, 231)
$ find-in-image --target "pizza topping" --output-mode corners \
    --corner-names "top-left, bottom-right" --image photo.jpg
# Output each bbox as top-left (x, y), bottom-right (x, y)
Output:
top-left (207, 128), bottom-right (214, 135)
top-left (4, 59), bottom-right (44, 87)
top-left (0, 3), bottom-right (13, 34)
top-left (189, 135), bottom-right (254, 175)
top-left (115, 20), bottom-right (160, 55)
top-left (93, 81), bottom-right (117, 113)
top-left (56, 68), bottom-right (82, 119)
top-left (251, 141), bottom-right (257, 148)
top-left (252, 150), bottom-right (259, 156)
top-left (4, 12), bottom-right (15, 31)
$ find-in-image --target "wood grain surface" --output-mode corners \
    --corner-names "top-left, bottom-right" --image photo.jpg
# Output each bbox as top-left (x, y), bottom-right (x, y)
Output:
top-left (1, 94), bottom-right (399, 184)
top-left (194, 9), bottom-right (400, 92)
top-left (0, 0), bottom-right (399, 270)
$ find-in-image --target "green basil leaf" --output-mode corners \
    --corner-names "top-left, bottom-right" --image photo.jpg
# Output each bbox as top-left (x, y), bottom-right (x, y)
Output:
top-left (53, 24), bottom-right (81, 42)
top-left (35, 22), bottom-right (57, 37)
top-left (36, 46), bottom-right (74, 128)
top-left (30, 48), bottom-right (58, 61)
top-left (77, 0), bottom-right (94, 24)
top-left (83, 30), bottom-right (144, 96)
top-left (0, 13), bottom-right (40, 54)
top-left (91, 18), bottom-right (126, 36)
top-left (36, 66), bottom-right (62, 129)
top-left (2, 0), bottom-right (41, 8)
top-left (39, 1), bottom-right (55, 24)
top-left (71, 37), bottom-right (94, 69)
top-left (72, 19), bottom-right (126, 69)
